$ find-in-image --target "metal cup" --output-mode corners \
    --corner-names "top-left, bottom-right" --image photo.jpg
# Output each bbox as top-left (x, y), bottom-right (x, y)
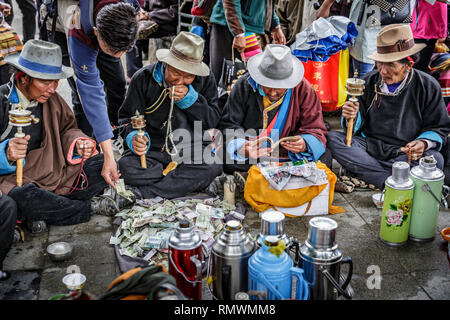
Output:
top-left (307, 217), bottom-right (338, 249)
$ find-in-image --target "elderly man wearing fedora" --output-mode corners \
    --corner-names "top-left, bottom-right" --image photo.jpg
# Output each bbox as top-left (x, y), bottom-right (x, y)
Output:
top-left (219, 44), bottom-right (331, 186)
top-left (0, 40), bottom-right (123, 235)
top-left (117, 31), bottom-right (223, 199)
top-left (327, 24), bottom-right (450, 190)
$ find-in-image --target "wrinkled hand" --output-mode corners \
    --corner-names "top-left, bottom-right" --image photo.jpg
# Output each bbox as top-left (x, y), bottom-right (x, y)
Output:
top-left (280, 136), bottom-right (306, 154)
top-left (137, 8), bottom-right (149, 21)
top-left (342, 100), bottom-right (359, 121)
top-left (6, 135), bottom-right (30, 162)
top-left (75, 139), bottom-right (95, 159)
top-left (400, 140), bottom-right (427, 161)
top-left (132, 134), bottom-right (148, 156)
top-left (101, 157), bottom-right (120, 189)
top-left (239, 140), bottom-right (272, 159)
top-left (271, 27), bottom-right (286, 45)
top-left (232, 35), bottom-right (246, 53)
top-left (169, 85), bottom-right (189, 101)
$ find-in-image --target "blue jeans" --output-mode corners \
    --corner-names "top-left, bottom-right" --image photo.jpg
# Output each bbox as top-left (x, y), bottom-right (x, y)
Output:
top-left (327, 131), bottom-right (444, 189)
top-left (352, 58), bottom-right (374, 78)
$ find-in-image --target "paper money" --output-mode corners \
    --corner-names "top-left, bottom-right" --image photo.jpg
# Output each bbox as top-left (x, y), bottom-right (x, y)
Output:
top-left (143, 248), bottom-right (158, 261)
top-left (115, 179), bottom-right (135, 202)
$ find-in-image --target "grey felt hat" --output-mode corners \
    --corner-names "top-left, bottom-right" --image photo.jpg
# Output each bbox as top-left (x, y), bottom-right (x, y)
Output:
top-left (247, 44), bottom-right (304, 89)
top-left (156, 31), bottom-right (210, 77)
top-left (5, 39), bottom-right (74, 80)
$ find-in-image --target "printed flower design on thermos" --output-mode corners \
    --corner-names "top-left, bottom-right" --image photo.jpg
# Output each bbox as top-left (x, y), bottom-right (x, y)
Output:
top-left (385, 198), bottom-right (412, 227)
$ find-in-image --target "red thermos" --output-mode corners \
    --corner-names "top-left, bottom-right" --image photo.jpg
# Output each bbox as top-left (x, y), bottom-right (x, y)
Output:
top-left (168, 220), bottom-right (204, 300)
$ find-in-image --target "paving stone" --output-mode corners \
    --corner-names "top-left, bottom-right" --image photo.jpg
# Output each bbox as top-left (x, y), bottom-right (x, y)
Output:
top-left (409, 270), bottom-right (450, 300)
top-left (49, 215), bottom-right (114, 237)
top-left (349, 273), bottom-right (431, 300)
top-left (0, 271), bottom-right (41, 300)
top-left (3, 232), bottom-right (48, 271)
top-left (38, 263), bottom-right (120, 300)
top-left (44, 232), bottom-right (116, 270)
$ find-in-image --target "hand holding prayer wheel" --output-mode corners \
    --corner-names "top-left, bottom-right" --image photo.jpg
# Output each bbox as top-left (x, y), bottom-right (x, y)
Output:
top-left (131, 111), bottom-right (148, 168)
top-left (344, 70), bottom-right (365, 146)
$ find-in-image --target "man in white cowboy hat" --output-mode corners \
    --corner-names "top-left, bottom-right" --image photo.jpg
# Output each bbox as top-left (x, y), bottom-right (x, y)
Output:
top-left (218, 43), bottom-right (331, 186)
top-left (327, 24), bottom-right (450, 190)
top-left (0, 40), bottom-right (124, 236)
top-left (117, 31), bottom-right (223, 199)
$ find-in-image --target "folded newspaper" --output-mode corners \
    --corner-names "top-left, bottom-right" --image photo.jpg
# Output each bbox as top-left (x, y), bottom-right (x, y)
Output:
top-left (257, 161), bottom-right (328, 191)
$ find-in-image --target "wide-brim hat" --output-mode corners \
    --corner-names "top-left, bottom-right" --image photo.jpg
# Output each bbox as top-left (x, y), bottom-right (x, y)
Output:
top-left (156, 31), bottom-right (210, 77)
top-left (367, 24), bottom-right (426, 63)
top-left (5, 39), bottom-right (73, 80)
top-left (247, 44), bottom-right (304, 89)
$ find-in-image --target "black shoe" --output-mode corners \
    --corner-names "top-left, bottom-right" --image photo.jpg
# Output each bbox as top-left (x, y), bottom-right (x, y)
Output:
top-left (204, 173), bottom-right (229, 197)
top-left (26, 220), bottom-right (47, 234)
top-left (233, 171), bottom-right (247, 196)
top-left (0, 270), bottom-right (10, 281)
top-left (90, 195), bottom-right (120, 216)
top-left (138, 19), bottom-right (159, 40)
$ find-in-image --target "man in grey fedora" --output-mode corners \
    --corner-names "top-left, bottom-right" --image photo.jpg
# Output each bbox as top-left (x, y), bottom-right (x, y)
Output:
top-left (117, 31), bottom-right (223, 199)
top-left (0, 40), bottom-right (124, 237)
top-left (218, 44), bottom-right (331, 189)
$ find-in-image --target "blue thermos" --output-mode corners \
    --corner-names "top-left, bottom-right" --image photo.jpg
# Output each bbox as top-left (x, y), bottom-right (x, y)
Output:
top-left (248, 236), bottom-right (309, 300)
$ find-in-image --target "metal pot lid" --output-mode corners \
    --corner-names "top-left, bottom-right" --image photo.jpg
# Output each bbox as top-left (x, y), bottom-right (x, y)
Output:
top-left (307, 217), bottom-right (338, 249)
top-left (168, 221), bottom-right (201, 250)
top-left (410, 156), bottom-right (444, 181)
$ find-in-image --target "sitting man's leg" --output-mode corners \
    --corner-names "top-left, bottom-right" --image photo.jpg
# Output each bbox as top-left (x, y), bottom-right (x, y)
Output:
top-left (0, 195), bottom-right (17, 280)
top-left (327, 131), bottom-right (392, 189)
top-left (119, 151), bottom-right (223, 199)
top-left (8, 154), bottom-right (114, 227)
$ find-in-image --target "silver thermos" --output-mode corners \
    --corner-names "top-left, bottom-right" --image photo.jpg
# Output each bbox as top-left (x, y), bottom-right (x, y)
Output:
top-left (298, 217), bottom-right (353, 300)
top-left (256, 210), bottom-right (292, 249)
top-left (208, 220), bottom-right (255, 300)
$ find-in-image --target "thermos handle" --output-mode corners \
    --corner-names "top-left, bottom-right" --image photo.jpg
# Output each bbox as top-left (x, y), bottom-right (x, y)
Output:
top-left (191, 255), bottom-right (202, 283)
top-left (255, 272), bottom-right (284, 300)
top-left (319, 265), bottom-right (353, 299)
top-left (290, 267), bottom-right (309, 300)
top-left (201, 243), bottom-right (210, 275)
top-left (340, 256), bottom-right (353, 292)
top-left (168, 251), bottom-right (202, 284)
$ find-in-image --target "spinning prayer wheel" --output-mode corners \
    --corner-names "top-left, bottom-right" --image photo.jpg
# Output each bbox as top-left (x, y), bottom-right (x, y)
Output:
top-left (8, 103), bottom-right (39, 187)
top-left (131, 110), bottom-right (147, 168)
top-left (345, 71), bottom-right (365, 147)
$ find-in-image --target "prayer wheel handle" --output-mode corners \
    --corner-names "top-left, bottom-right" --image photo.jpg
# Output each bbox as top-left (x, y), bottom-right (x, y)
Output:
top-left (15, 128), bottom-right (25, 187)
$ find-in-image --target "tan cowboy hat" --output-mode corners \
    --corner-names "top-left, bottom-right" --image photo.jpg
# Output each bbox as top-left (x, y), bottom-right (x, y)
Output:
top-left (156, 31), bottom-right (210, 77)
top-left (367, 24), bottom-right (426, 63)
top-left (247, 44), bottom-right (304, 89)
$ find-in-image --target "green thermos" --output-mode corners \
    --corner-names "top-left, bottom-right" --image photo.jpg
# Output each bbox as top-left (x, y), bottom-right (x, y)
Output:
top-left (409, 156), bottom-right (444, 242)
top-left (379, 162), bottom-right (414, 246)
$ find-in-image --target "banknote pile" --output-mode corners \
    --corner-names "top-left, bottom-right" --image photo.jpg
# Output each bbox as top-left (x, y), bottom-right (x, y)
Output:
top-left (110, 196), bottom-right (246, 269)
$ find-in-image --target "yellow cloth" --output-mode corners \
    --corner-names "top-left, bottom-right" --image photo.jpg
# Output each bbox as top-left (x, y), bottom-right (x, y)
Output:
top-left (244, 161), bottom-right (345, 215)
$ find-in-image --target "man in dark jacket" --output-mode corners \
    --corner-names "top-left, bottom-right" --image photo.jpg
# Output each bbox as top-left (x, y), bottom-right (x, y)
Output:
top-left (219, 44), bottom-right (331, 181)
top-left (327, 24), bottom-right (450, 189)
top-left (118, 32), bottom-right (223, 199)
top-left (0, 40), bottom-right (121, 234)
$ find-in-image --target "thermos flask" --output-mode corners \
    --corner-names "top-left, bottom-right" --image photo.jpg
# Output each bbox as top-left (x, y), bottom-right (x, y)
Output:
top-left (379, 161), bottom-right (414, 246)
top-left (209, 220), bottom-right (255, 300)
top-left (298, 217), bottom-right (353, 300)
top-left (248, 236), bottom-right (309, 300)
top-left (168, 220), bottom-right (205, 300)
top-left (409, 156), bottom-right (445, 242)
top-left (256, 210), bottom-right (291, 250)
